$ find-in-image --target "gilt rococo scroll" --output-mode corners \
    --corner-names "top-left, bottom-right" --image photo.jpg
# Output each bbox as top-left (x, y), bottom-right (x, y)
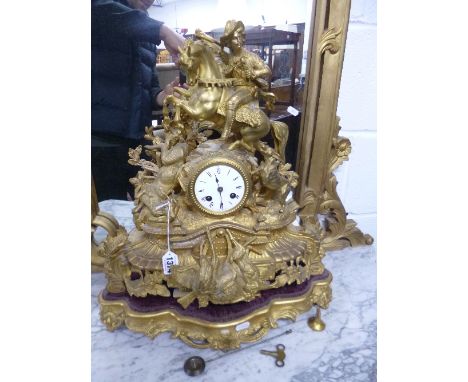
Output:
top-left (296, 0), bottom-right (373, 250)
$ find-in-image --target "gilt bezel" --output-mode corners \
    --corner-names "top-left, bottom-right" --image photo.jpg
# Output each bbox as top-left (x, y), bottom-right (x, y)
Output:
top-left (188, 157), bottom-right (251, 216)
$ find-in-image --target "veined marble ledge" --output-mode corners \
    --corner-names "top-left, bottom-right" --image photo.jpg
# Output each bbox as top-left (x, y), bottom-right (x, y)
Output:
top-left (92, 200), bottom-right (376, 382)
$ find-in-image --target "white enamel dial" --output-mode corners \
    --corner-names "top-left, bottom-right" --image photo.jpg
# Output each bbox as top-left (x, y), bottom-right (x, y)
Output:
top-left (193, 164), bottom-right (247, 214)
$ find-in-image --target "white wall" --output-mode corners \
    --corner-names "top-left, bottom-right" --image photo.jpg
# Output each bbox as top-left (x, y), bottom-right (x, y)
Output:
top-left (150, 0), bottom-right (377, 241)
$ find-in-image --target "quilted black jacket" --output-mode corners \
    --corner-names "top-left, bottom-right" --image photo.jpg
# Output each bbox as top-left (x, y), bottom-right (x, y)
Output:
top-left (91, 0), bottom-right (163, 139)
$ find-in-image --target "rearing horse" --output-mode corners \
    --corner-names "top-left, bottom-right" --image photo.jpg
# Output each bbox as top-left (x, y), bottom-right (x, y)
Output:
top-left (163, 39), bottom-right (288, 161)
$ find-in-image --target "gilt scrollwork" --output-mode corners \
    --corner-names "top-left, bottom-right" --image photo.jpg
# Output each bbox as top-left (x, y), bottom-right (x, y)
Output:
top-left (311, 283), bottom-right (333, 309)
top-left (143, 319), bottom-right (172, 340)
top-left (300, 116), bottom-right (373, 250)
top-left (319, 27), bottom-right (342, 55)
top-left (91, 178), bottom-right (121, 272)
top-left (100, 305), bottom-right (125, 332)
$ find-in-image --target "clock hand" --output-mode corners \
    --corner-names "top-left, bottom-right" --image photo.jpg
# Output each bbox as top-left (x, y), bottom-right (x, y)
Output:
top-left (218, 190), bottom-right (224, 209)
top-left (214, 173), bottom-right (224, 209)
top-left (217, 186), bottom-right (224, 210)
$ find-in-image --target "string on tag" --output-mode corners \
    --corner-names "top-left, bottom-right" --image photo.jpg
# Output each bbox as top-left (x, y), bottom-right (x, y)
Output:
top-left (153, 199), bottom-right (171, 251)
top-left (154, 199), bottom-right (179, 275)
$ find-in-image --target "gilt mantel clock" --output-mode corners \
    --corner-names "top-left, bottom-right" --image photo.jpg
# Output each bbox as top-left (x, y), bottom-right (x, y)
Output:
top-left (97, 1), bottom-right (372, 350)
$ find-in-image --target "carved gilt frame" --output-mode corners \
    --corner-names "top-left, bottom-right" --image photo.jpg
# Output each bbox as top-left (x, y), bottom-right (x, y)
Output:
top-left (296, 0), bottom-right (373, 250)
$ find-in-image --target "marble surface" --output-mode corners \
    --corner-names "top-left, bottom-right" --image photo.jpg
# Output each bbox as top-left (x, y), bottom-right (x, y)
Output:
top-left (92, 200), bottom-right (376, 382)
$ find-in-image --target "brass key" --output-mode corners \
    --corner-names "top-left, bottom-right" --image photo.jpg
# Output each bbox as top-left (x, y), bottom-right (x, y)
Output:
top-left (260, 344), bottom-right (286, 367)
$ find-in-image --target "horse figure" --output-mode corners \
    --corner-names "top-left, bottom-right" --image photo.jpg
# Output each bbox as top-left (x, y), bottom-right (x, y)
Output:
top-left (163, 39), bottom-right (289, 161)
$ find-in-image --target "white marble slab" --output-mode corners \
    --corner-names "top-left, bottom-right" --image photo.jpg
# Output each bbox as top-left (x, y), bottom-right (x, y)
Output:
top-left (92, 200), bottom-right (376, 382)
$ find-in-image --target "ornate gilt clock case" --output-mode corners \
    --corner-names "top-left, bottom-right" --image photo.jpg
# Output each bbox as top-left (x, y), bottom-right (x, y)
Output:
top-left (96, 1), bottom-right (372, 350)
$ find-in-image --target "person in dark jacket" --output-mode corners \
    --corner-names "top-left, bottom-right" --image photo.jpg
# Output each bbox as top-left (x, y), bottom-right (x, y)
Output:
top-left (91, 0), bottom-right (185, 201)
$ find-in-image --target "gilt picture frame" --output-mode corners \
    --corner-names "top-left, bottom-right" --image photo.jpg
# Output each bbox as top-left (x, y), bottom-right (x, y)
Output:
top-left (296, 0), bottom-right (373, 250)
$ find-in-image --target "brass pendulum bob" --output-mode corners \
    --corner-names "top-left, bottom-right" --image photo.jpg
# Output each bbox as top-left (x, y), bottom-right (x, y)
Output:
top-left (308, 306), bottom-right (326, 331)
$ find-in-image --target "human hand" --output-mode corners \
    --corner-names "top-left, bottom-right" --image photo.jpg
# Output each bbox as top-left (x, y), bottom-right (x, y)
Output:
top-left (160, 24), bottom-right (185, 56)
top-left (164, 77), bottom-right (181, 96)
top-left (156, 77), bottom-right (180, 106)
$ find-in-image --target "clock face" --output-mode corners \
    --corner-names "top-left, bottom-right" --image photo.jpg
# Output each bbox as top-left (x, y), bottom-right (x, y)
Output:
top-left (192, 163), bottom-right (248, 215)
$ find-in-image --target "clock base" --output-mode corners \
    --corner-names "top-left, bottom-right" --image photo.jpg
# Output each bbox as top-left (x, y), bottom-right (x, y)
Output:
top-left (99, 269), bottom-right (332, 350)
